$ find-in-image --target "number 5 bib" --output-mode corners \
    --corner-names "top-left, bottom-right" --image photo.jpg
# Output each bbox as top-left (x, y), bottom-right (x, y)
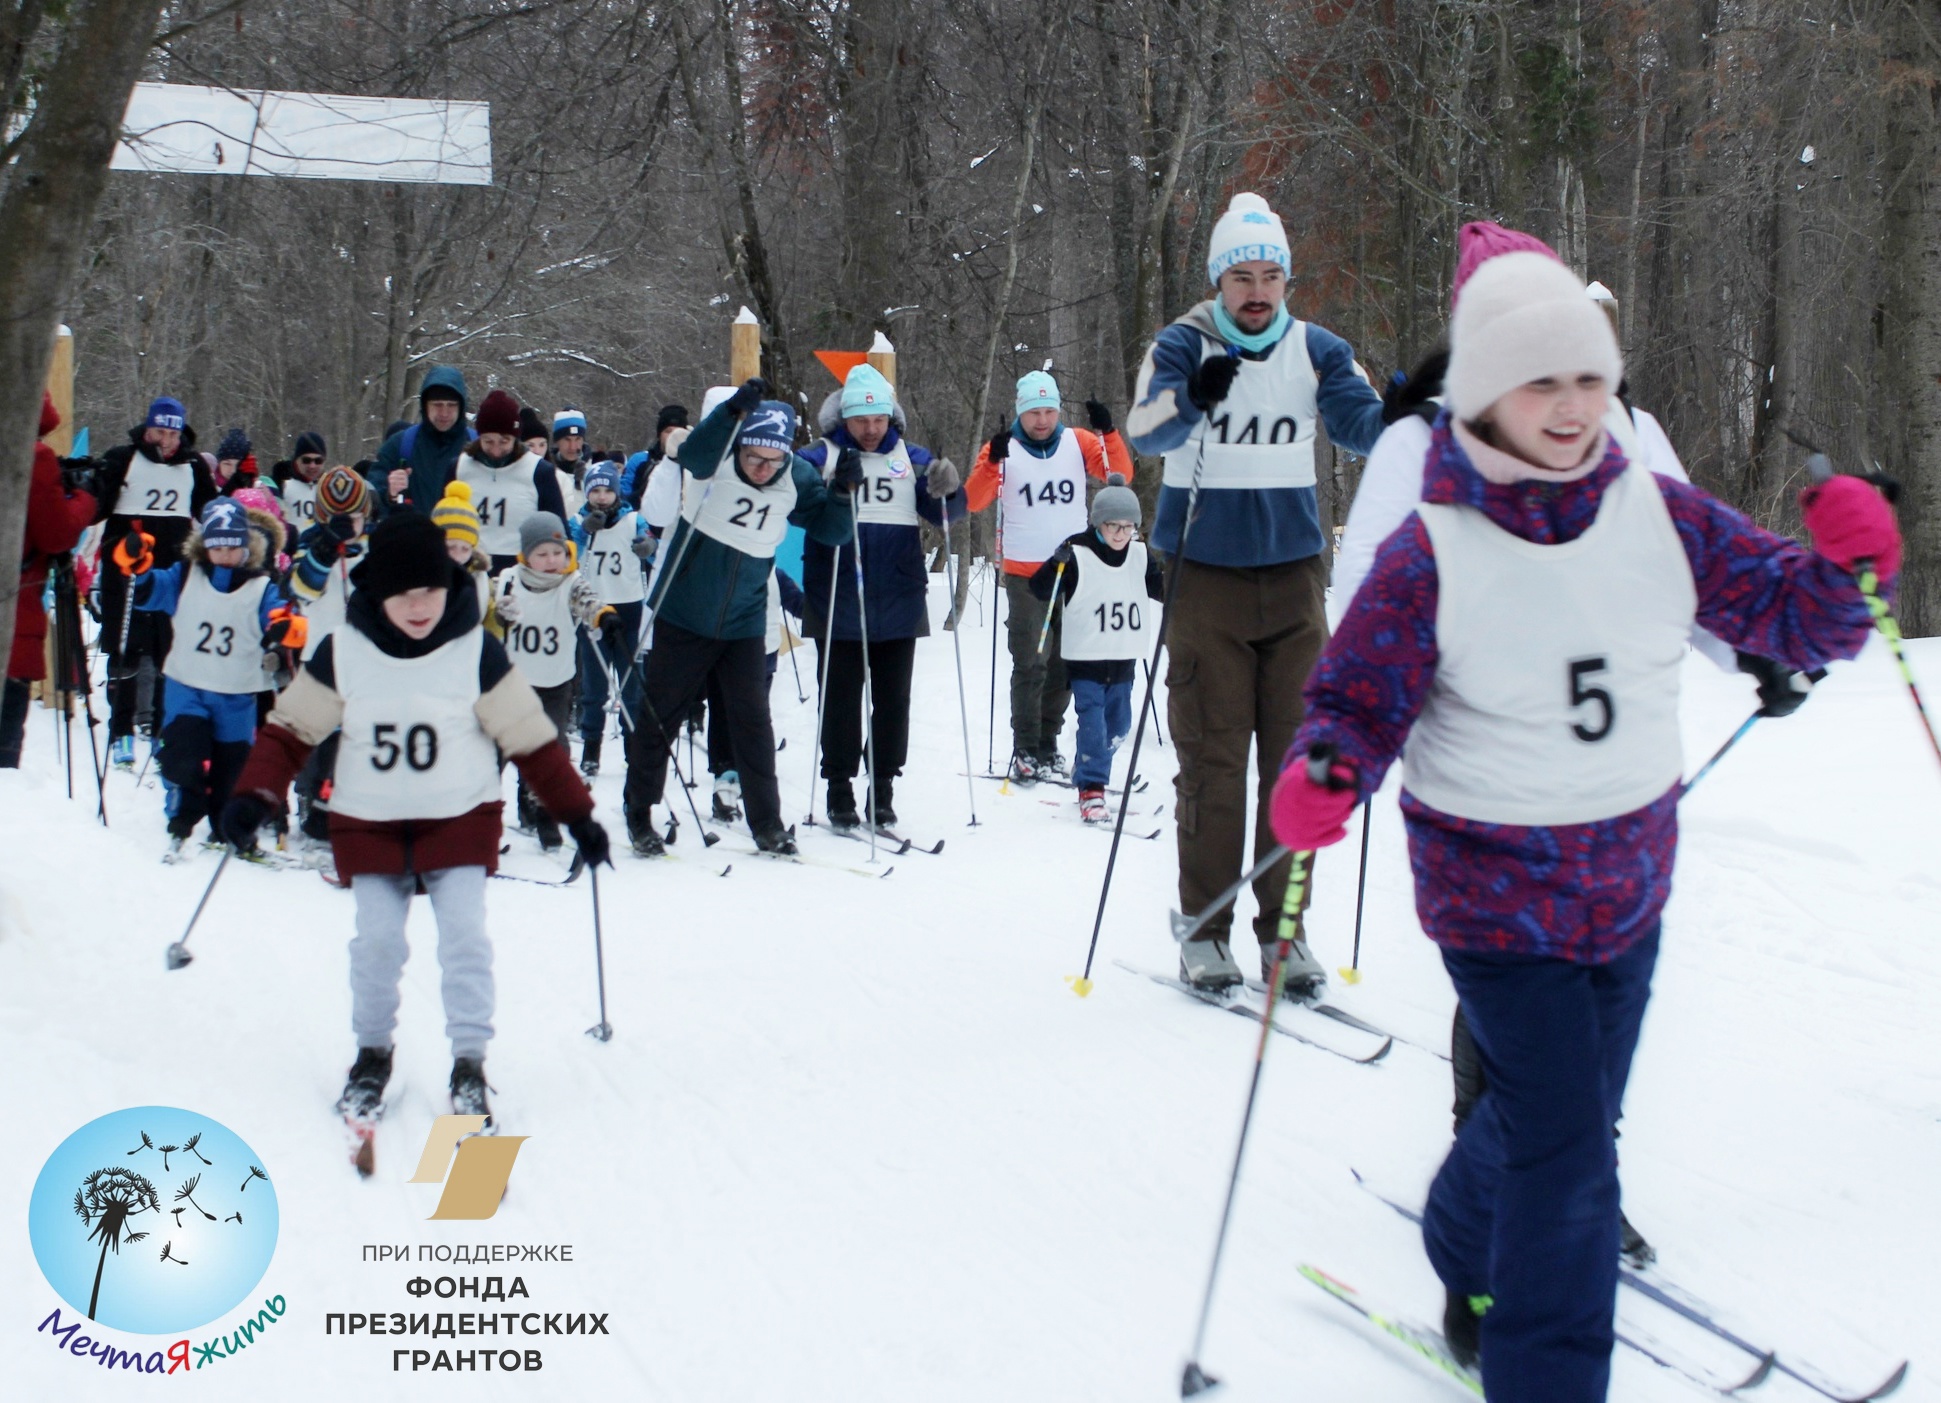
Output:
top-left (331, 626), bottom-right (502, 822)
top-left (1402, 463), bottom-right (1695, 826)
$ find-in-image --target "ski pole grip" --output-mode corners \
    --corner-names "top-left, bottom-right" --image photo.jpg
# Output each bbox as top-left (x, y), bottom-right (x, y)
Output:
top-left (1806, 452), bottom-right (1834, 485)
top-left (1305, 742), bottom-right (1339, 788)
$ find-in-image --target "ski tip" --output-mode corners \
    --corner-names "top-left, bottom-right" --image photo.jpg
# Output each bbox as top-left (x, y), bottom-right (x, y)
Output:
top-left (1065, 975), bottom-right (1094, 998)
top-left (1361, 1037), bottom-right (1395, 1064)
top-left (716, 864), bottom-right (733, 877)
top-left (877, 865), bottom-right (895, 879)
top-left (1858, 1361), bottom-right (1910, 1401)
top-left (1725, 1352), bottom-right (1777, 1394)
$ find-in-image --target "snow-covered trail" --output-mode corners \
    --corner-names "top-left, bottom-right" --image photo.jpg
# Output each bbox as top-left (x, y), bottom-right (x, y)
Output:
top-left (1, 568), bottom-right (1934, 1401)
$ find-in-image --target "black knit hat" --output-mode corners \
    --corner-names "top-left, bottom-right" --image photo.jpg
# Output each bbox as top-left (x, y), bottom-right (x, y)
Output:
top-left (517, 406), bottom-right (549, 443)
top-left (293, 430), bottom-right (327, 460)
top-left (351, 513), bottom-right (453, 600)
top-left (656, 404), bottom-right (689, 435)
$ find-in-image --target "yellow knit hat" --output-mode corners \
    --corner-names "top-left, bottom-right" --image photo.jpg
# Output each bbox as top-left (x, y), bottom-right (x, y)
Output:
top-left (432, 480), bottom-right (481, 548)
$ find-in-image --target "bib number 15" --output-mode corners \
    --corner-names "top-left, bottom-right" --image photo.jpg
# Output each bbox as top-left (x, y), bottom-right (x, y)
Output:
top-left (1567, 657), bottom-right (1614, 742)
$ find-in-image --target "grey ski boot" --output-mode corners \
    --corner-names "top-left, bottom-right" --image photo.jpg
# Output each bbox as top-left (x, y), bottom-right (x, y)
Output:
top-left (1263, 939), bottom-right (1327, 1003)
top-left (1180, 936), bottom-right (1242, 993)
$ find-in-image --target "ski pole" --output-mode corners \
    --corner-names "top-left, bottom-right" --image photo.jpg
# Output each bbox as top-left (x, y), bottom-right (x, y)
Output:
top-left (1143, 659), bottom-right (1166, 748)
top-left (1806, 453), bottom-right (1941, 772)
top-left (52, 562), bottom-right (76, 800)
top-left (1682, 710), bottom-right (1760, 796)
top-left (938, 494), bottom-right (980, 827)
top-left (602, 654), bottom-right (720, 847)
top-left (1167, 844), bottom-right (1291, 946)
top-left (60, 561), bottom-right (109, 824)
top-left (1034, 561), bottom-right (1064, 656)
top-left (166, 849), bottom-right (232, 971)
top-left (1180, 810), bottom-right (1326, 1395)
top-left (1338, 798), bottom-right (1373, 985)
top-left (782, 619), bottom-right (808, 704)
top-left (804, 557), bottom-right (842, 826)
top-left (1072, 416), bottom-right (1217, 995)
top-left (987, 532), bottom-right (1003, 773)
top-left (844, 500), bottom-right (881, 862)
top-left (585, 864), bottom-right (613, 1042)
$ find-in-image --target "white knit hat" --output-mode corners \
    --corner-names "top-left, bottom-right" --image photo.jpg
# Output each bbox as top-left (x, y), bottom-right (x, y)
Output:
top-left (1445, 252), bottom-right (1623, 420)
top-left (1206, 192), bottom-right (1291, 286)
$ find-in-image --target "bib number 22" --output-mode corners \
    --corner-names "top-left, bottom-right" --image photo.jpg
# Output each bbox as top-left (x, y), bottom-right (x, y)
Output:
top-left (1567, 657), bottom-right (1614, 742)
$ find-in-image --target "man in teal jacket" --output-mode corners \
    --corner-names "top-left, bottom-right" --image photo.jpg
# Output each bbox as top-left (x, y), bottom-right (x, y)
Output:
top-left (622, 380), bottom-right (857, 855)
top-left (370, 366), bottom-right (473, 517)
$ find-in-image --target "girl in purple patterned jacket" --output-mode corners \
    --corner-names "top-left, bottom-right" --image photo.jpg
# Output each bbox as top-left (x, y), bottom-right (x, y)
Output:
top-left (1268, 231), bottom-right (1900, 1403)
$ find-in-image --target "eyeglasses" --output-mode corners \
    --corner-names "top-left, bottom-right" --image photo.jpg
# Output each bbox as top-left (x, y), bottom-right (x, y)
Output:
top-left (295, 455), bottom-right (324, 466)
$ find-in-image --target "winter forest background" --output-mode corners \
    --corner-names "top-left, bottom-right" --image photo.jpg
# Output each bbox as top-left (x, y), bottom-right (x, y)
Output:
top-left (56, 0), bottom-right (1941, 630)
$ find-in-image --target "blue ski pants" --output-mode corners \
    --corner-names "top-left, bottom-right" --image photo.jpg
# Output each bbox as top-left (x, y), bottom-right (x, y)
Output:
top-left (1070, 677), bottom-right (1131, 790)
top-left (1422, 923), bottom-right (1660, 1403)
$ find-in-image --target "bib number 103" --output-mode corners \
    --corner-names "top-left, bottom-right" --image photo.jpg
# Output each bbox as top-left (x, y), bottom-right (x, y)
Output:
top-left (1567, 657), bottom-right (1614, 742)
top-left (371, 722), bottom-right (439, 772)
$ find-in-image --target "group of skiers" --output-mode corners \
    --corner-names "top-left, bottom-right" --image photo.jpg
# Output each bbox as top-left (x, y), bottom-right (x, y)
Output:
top-left (4, 183), bottom-right (1907, 1403)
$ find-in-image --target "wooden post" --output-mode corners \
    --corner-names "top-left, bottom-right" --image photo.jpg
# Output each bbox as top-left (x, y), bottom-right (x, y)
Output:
top-left (865, 331), bottom-right (896, 391)
top-left (45, 324), bottom-right (74, 457)
top-left (730, 305), bottom-right (763, 385)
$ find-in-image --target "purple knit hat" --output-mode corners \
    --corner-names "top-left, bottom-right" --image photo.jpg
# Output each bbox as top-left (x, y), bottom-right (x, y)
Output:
top-left (1451, 222), bottom-right (1564, 308)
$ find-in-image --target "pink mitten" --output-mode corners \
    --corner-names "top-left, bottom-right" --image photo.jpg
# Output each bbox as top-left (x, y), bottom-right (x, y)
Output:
top-left (1800, 475), bottom-right (1901, 577)
top-left (1269, 756), bottom-right (1358, 852)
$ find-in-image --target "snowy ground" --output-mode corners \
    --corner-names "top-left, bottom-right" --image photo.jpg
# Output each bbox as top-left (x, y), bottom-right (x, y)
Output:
top-left (2, 565), bottom-right (1936, 1401)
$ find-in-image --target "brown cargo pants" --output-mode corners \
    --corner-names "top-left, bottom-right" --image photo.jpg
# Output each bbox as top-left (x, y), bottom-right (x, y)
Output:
top-left (1164, 553), bottom-right (1329, 951)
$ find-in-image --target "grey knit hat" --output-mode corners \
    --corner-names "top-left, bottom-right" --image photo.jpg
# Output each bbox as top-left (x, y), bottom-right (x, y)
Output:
top-left (519, 511), bottom-right (569, 557)
top-left (1090, 473), bottom-right (1140, 528)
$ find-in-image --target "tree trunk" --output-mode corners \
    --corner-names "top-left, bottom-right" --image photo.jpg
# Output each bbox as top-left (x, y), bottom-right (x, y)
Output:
top-left (0, 0), bottom-right (171, 676)
top-left (1879, 10), bottom-right (1941, 634)
top-left (835, 0), bottom-right (904, 351)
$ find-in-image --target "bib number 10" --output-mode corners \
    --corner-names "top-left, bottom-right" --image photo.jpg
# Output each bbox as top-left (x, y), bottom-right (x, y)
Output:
top-left (371, 722), bottom-right (439, 772)
top-left (1567, 657), bottom-right (1614, 742)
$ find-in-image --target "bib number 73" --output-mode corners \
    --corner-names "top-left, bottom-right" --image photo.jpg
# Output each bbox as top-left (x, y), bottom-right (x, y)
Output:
top-left (1567, 657), bottom-right (1614, 742)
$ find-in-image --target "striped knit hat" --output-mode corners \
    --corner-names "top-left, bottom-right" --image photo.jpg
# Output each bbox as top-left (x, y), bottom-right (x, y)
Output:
top-left (432, 480), bottom-right (482, 548)
top-left (316, 465), bottom-right (370, 518)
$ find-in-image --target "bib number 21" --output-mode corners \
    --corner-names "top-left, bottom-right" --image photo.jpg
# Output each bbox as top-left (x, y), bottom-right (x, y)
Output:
top-left (1567, 657), bottom-right (1614, 742)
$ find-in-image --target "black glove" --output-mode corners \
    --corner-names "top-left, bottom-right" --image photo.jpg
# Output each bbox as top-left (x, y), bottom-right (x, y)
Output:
top-left (599, 611), bottom-right (629, 649)
top-left (1051, 541), bottom-right (1076, 569)
top-left (1861, 470), bottom-right (1902, 506)
top-left (261, 616), bottom-right (294, 650)
top-left (1186, 353), bottom-right (1241, 411)
top-left (582, 507), bottom-right (610, 534)
top-left (831, 445), bottom-right (865, 494)
top-left (726, 377), bottom-right (771, 417)
top-left (60, 457), bottom-right (100, 498)
top-left (1085, 399), bottom-right (1114, 433)
top-left (986, 428), bottom-right (1011, 463)
top-left (1736, 651), bottom-right (1823, 719)
top-left (1381, 348), bottom-right (1450, 426)
top-left (569, 816), bottom-right (611, 868)
top-left (219, 792), bottom-right (271, 852)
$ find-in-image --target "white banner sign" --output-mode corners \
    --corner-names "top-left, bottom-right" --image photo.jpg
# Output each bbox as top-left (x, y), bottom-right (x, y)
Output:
top-left (112, 83), bottom-right (492, 186)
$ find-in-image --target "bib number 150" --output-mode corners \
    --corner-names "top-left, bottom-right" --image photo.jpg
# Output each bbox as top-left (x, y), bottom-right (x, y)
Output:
top-left (1567, 657), bottom-right (1614, 742)
top-left (371, 722), bottom-right (439, 771)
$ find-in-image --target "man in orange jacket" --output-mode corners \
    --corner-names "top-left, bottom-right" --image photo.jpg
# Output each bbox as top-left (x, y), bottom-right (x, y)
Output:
top-left (965, 370), bottom-right (1133, 782)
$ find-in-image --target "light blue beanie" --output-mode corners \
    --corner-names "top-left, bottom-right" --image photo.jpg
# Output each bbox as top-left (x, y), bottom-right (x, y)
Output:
top-left (1014, 370), bottom-right (1060, 419)
top-left (840, 365), bottom-right (896, 420)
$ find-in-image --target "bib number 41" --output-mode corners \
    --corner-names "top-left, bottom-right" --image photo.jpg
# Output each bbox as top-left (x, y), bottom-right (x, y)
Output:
top-left (1567, 657), bottom-right (1614, 742)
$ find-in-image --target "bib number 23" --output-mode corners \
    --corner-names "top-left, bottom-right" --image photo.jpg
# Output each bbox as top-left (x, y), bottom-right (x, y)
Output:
top-left (371, 722), bottom-right (439, 772)
top-left (1567, 657), bottom-right (1614, 742)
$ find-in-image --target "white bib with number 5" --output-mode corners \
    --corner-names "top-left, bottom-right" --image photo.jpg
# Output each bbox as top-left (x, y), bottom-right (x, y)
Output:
top-left (1061, 541), bottom-right (1151, 662)
top-left (331, 627), bottom-right (501, 822)
top-left (686, 462), bottom-right (797, 559)
top-left (114, 454), bottom-right (195, 519)
top-left (164, 569), bottom-right (270, 694)
top-left (1402, 462), bottom-right (1694, 826)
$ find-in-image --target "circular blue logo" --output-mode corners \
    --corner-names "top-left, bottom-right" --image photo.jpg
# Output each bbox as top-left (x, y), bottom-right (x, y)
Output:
top-left (29, 1107), bottom-right (279, 1334)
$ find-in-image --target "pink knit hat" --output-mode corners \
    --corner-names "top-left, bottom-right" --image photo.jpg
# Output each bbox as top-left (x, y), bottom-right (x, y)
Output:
top-left (1451, 222), bottom-right (1563, 307)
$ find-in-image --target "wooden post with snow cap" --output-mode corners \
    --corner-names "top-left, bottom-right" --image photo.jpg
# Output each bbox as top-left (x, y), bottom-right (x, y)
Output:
top-left (866, 331), bottom-right (896, 391)
top-left (731, 305), bottom-right (763, 385)
top-left (45, 325), bottom-right (74, 457)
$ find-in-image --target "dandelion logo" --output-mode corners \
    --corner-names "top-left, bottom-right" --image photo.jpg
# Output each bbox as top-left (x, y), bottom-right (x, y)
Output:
top-left (30, 1108), bottom-right (279, 1334)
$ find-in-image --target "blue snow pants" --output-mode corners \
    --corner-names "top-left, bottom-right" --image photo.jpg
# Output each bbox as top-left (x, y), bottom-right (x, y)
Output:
top-left (576, 600), bottom-right (643, 735)
top-left (1422, 922), bottom-right (1660, 1403)
top-left (1070, 677), bottom-right (1131, 790)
